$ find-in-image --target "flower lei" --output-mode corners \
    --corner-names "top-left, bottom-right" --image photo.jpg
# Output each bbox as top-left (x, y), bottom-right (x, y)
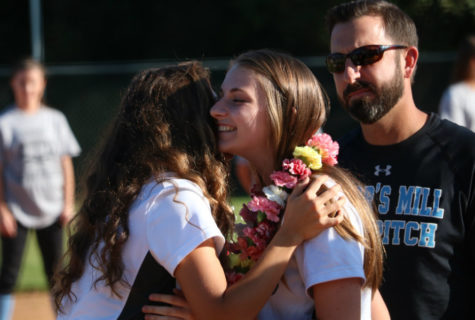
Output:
top-left (225, 133), bottom-right (339, 284)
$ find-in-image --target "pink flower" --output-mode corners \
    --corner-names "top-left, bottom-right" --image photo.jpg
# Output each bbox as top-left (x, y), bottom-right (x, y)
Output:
top-left (307, 133), bottom-right (339, 166)
top-left (255, 221), bottom-right (277, 242)
top-left (237, 236), bottom-right (264, 261)
top-left (247, 245), bottom-right (264, 261)
top-left (270, 171), bottom-right (298, 189)
top-left (226, 137), bottom-right (338, 286)
top-left (247, 196), bottom-right (281, 222)
top-left (282, 159), bottom-right (293, 171)
top-left (243, 227), bottom-right (267, 249)
top-left (237, 237), bottom-right (252, 260)
top-left (299, 168), bottom-right (312, 180)
top-left (282, 159), bottom-right (312, 179)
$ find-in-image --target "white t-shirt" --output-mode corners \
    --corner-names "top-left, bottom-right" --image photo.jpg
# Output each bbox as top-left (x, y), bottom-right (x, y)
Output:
top-left (59, 177), bottom-right (224, 319)
top-left (0, 105), bottom-right (81, 228)
top-left (259, 181), bottom-right (371, 320)
top-left (439, 82), bottom-right (475, 132)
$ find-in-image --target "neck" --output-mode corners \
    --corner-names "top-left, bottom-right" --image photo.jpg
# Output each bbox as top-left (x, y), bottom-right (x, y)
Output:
top-left (17, 102), bottom-right (41, 113)
top-left (360, 89), bottom-right (428, 146)
top-left (463, 79), bottom-right (475, 89)
top-left (244, 153), bottom-right (275, 187)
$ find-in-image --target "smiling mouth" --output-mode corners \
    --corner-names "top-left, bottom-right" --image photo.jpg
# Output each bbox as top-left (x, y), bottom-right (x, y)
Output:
top-left (218, 125), bottom-right (236, 132)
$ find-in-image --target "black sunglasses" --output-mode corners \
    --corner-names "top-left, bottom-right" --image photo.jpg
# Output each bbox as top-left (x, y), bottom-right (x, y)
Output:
top-left (326, 44), bottom-right (407, 73)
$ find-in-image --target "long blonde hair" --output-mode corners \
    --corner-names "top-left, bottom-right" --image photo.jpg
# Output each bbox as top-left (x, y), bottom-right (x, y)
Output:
top-left (233, 49), bottom-right (383, 291)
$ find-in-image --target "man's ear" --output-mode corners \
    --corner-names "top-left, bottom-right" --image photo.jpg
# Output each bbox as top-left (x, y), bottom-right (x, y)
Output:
top-left (403, 46), bottom-right (419, 79)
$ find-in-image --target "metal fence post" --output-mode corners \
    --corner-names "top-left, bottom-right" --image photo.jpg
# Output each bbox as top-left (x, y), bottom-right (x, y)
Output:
top-left (29, 0), bottom-right (44, 62)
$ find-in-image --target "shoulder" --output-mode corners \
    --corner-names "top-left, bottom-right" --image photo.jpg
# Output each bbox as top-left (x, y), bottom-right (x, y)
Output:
top-left (451, 82), bottom-right (473, 93)
top-left (41, 106), bottom-right (67, 120)
top-left (441, 83), bottom-right (475, 101)
top-left (313, 175), bottom-right (364, 235)
top-left (337, 128), bottom-right (364, 169)
top-left (138, 176), bottom-right (209, 213)
top-left (141, 176), bottom-right (223, 275)
top-left (426, 114), bottom-right (475, 179)
top-left (337, 128), bottom-right (361, 150)
top-left (0, 106), bottom-right (17, 120)
top-left (295, 178), bottom-right (365, 287)
top-left (326, 177), bottom-right (364, 233)
top-left (161, 177), bottom-right (207, 202)
top-left (0, 107), bottom-right (20, 133)
top-left (132, 177), bottom-right (213, 234)
top-left (429, 114), bottom-right (475, 154)
top-left (444, 82), bottom-right (467, 94)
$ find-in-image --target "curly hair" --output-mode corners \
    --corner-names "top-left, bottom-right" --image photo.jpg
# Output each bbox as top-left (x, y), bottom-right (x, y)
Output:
top-left (52, 62), bottom-right (234, 311)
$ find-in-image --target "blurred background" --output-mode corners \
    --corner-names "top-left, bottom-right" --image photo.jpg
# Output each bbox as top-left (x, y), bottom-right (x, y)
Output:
top-left (0, 1), bottom-right (474, 316)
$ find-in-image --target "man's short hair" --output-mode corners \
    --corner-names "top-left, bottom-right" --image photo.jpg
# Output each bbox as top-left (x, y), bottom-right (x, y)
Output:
top-left (326, 0), bottom-right (418, 48)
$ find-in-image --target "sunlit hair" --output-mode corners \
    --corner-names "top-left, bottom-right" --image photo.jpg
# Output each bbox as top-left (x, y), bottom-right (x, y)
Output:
top-left (452, 35), bottom-right (475, 83)
top-left (52, 62), bottom-right (234, 311)
top-left (233, 49), bottom-right (383, 291)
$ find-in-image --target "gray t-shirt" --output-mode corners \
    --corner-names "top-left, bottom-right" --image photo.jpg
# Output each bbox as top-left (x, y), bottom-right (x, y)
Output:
top-left (0, 105), bottom-right (81, 228)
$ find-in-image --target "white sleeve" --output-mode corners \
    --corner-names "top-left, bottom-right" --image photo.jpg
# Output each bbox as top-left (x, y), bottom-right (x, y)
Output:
top-left (57, 112), bottom-right (81, 157)
top-left (145, 180), bottom-right (225, 275)
top-left (295, 200), bottom-right (365, 295)
top-left (439, 87), bottom-right (466, 127)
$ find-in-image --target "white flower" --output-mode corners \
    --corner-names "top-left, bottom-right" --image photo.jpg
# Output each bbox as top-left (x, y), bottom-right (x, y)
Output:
top-left (262, 185), bottom-right (289, 207)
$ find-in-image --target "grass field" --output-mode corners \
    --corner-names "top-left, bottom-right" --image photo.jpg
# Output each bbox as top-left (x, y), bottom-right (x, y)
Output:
top-left (1, 196), bottom-right (250, 292)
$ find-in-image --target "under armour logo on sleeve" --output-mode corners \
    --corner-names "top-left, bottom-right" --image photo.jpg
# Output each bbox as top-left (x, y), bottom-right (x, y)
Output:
top-left (374, 165), bottom-right (392, 176)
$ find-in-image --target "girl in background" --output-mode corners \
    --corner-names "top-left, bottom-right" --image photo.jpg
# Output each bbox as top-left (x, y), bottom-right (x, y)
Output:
top-left (0, 59), bottom-right (80, 319)
top-left (439, 35), bottom-right (475, 132)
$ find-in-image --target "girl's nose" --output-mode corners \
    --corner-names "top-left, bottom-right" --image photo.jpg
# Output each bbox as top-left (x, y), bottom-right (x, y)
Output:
top-left (210, 99), bottom-right (227, 119)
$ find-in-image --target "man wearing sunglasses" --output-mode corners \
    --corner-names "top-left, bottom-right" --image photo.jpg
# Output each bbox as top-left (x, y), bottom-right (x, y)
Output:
top-left (325, 1), bottom-right (475, 319)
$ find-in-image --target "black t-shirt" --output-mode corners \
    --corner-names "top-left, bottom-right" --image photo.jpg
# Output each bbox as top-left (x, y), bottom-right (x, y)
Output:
top-left (338, 113), bottom-right (475, 320)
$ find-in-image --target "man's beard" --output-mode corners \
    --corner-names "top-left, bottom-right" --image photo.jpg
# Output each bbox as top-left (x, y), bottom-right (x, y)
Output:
top-left (339, 63), bottom-right (404, 124)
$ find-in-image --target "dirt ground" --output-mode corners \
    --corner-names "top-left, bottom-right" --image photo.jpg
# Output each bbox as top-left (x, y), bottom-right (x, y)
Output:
top-left (12, 291), bottom-right (55, 320)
